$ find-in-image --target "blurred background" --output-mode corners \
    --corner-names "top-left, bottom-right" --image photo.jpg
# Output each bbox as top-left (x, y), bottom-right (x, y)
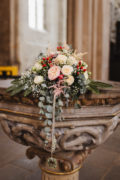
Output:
top-left (0, 0), bottom-right (120, 81)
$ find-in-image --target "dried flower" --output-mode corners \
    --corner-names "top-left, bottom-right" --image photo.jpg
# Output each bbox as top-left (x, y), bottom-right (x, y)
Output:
top-left (67, 56), bottom-right (78, 65)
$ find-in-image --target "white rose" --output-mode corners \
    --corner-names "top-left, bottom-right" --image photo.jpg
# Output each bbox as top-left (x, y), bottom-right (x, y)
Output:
top-left (54, 55), bottom-right (67, 64)
top-left (67, 56), bottom-right (78, 65)
top-left (65, 75), bottom-right (74, 85)
top-left (84, 71), bottom-right (88, 80)
top-left (33, 62), bottom-right (42, 71)
top-left (61, 65), bottom-right (73, 76)
top-left (34, 76), bottom-right (44, 84)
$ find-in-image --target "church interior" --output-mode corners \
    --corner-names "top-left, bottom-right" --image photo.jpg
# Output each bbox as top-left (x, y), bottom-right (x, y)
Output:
top-left (0, 0), bottom-right (120, 179)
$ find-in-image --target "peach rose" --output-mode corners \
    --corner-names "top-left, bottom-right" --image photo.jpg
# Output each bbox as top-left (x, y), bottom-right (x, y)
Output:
top-left (48, 66), bottom-right (60, 80)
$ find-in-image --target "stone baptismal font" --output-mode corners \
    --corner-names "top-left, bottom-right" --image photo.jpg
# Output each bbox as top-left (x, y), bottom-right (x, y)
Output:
top-left (0, 80), bottom-right (120, 180)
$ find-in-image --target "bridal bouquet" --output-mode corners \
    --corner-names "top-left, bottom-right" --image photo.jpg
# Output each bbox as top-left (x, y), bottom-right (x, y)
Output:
top-left (7, 44), bottom-right (112, 167)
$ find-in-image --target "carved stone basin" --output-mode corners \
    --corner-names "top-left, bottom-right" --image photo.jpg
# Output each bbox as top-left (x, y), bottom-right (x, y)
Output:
top-left (0, 80), bottom-right (120, 180)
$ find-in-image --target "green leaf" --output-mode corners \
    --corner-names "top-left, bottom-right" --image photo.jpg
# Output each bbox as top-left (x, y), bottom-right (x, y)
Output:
top-left (24, 89), bottom-right (32, 97)
top-left (6, 85), bottom-right (18, 92)
top-left (10, 85), bottom-right (25, 96)
top-left (90, 81), bottom-right (113, 88)
top-left (11, 79), bottom-right (20, 84)
top-left (87, 85), bottom-right (100, 94)
top-left (74, 103), bottom-right (81, 109)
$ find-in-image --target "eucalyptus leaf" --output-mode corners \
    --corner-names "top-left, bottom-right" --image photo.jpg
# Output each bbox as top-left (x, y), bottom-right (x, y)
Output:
top-left (46, 96), bottom-right (53, 104)
top-left (47, 120), bottom-right (52, 126)
top-left (38, 101), bottom-right (44, 108)
top-left (47, 105), bottom-right (53, 113)
top-left (64, 94), bottom-right (69, 98)
top-left (41, 84), bottom-right (47, 88)
top-left (44, 120), bottom-right (48, 126)
top-left (40, 90), bottom-right (46, 96)
top-left (39, 96), bottom-right (45, 102)
top-left (44, 127), bottom-right (51, 133)
top-left (44, 140), bottom-right (48, 144)
top-left (45, 113), bottom-right (52, 119)
top-left (58, 100), bottom-right (63, 106)
top-left (39, 109), bottom-right (44, 115)
top-left (39, 116), bottom-right (43, 120)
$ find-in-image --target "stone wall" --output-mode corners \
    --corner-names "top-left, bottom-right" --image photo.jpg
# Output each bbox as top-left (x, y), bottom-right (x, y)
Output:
top-left (0, 0), bottom-right (10, 66)
top-left (0, 0), bottom-right (67, 72)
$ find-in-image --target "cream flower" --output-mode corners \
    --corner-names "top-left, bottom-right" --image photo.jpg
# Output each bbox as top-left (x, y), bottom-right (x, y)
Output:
top-left (67, 56), bottom-right (78, 65)
top-left (61, 65), bottom-right (73, 76)
top-left (82, 62), bottom-right (88, 68)
top-left (84, 71), bottom-right (88, 80)
top-left (48, 66), bottom-right (60, 80)
top-left (54, 55), bottom-right (67, 64)
top-left (33, 62), bottom-right (42, 71)
top-left (34, 76), bottom-right (44, 84)
top-left (65, 75), bottom-right (74, 85)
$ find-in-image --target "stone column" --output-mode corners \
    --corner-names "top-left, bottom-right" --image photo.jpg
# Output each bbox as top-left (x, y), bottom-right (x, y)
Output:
top-left (67, 0), bottom-right (110, 81)
top-left (0, 0), bottom-right (19, 66)
top-left (41, 169), bottom-right (79, 180)
top-left (0, 0), bottom-right (11, 66)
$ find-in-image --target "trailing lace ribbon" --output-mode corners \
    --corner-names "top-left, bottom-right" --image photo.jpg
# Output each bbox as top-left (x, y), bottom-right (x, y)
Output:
top-left (49, 80), bottom-right (66, 157)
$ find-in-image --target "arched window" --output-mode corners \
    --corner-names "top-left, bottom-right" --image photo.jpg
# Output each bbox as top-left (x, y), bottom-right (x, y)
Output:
top-left (28, 0), bottom-right (45, 31)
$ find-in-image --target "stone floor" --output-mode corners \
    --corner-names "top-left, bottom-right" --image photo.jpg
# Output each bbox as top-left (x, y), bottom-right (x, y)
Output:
top-left (0, 125), bottom-right (120, 180)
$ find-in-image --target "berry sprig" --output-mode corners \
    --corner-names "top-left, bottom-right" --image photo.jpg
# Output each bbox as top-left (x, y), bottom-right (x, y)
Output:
top-left (76, 61), bottom-right (87, 75)
top-left (57, 46), bottom-right (64, 51)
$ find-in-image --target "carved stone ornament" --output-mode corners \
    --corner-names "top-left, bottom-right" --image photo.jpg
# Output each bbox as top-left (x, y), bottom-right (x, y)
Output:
top-left (0, 81), bottom-right (120, 179)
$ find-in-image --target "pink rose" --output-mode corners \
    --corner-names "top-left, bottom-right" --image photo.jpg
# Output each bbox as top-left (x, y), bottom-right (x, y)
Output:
top-left (48, 66), bottom-right (60, 80)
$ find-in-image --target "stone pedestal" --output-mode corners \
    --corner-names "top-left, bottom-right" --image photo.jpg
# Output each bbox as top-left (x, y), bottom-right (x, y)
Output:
top-left (0, 80), bottom-right (120, 180)
top-left (26, 147), bottom-right (88, 180)
top-left (41, 169), bottom-right (79, 180)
